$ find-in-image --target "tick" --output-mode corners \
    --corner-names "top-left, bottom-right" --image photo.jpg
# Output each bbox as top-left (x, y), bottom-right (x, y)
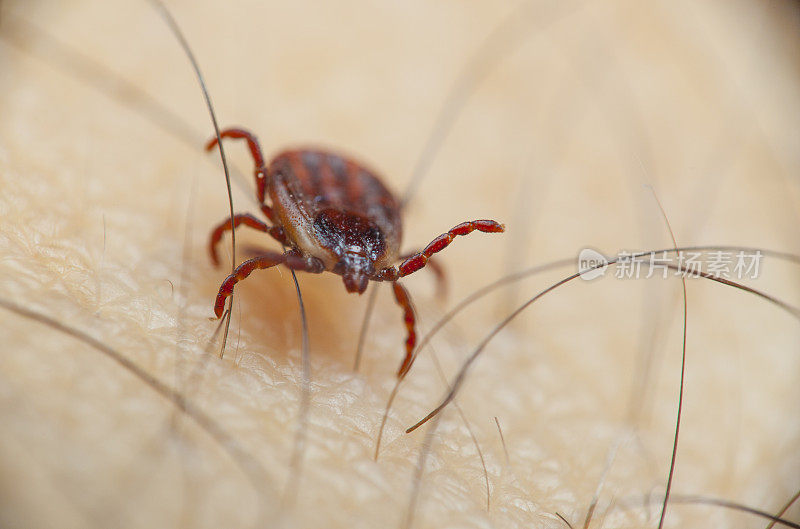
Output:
top-left (207, 128), bottom-right (504, 376)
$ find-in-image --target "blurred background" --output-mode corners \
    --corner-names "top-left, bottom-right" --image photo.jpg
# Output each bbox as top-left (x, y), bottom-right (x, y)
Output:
top-left (0, 1), bottom-right (798, 527)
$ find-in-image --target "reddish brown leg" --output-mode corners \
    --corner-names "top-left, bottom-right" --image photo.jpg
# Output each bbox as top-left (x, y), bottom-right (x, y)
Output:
top-left (398, 220), bottom-right (505, 278)
top-left (208, 213), bottom-right (287, 266)
top-left (214, 250), bottom-right (324, 318)
top-left (392, 281), bottom-right (417, 378)
top-left (205, 127), bottom-right (271, 209)
top-left (398, 252), bottom-right (447, 299)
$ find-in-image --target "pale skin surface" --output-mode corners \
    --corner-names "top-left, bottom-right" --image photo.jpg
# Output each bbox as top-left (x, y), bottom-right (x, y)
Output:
top-left (0, 1), bottom-right (799, 528)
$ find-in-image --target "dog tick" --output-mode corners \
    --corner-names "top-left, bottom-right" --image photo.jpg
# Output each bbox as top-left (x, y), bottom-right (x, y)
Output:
top-left (207, 128), bottom-right (504, 376)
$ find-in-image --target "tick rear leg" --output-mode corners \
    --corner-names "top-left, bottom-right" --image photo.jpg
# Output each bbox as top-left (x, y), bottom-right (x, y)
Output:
top-left (213, 250), bottom-right (324, 318)
top-left (208, 213), bottom-right (287, 266)
top-left (398, 220), bottom-right (505, 278)
top-left (206, 127), bottom-right (271, 208)
top-left (392, 281), bottom-right (417, 378)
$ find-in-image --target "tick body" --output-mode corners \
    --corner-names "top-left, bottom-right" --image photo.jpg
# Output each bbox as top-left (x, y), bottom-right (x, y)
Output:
top-left (269, 149), bottom-right (402, 292)
top-left (207, 128), bottom-right (504, 376)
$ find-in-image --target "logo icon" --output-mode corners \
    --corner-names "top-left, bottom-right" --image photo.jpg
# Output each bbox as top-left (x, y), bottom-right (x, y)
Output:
top-left (578, 248), bottom-right (608, 281)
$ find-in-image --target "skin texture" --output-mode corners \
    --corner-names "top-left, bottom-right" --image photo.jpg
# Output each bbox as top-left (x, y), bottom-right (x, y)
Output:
top-left (0, 1), bottom-right (799, 528)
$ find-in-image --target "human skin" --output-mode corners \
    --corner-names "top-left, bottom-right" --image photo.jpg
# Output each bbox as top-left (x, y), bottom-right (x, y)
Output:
top-left (0, 1), bottom-right (799, 528)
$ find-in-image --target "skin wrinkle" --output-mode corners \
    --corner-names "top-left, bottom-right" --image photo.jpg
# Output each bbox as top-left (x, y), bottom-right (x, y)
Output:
top-left (0, 1), bottom-right (799, 528)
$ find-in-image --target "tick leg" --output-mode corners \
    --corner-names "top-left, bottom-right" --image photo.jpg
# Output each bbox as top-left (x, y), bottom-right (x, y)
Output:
top-left (399, 251), bottom-right (447, 299)
top-left (213, 250), bottom-right (325, 318)
top-left (205, 127), bottom-right (272, 209)
top-left (214, 251), bottom-right (285, 318)
top-left (208, 214), bottom-right (286, 267)
top-left (283, 251), bottom-right (326, 274)
top-left (398, 220), bottom-right (505, 278)
top-left (392, 281), bottom-right (417, 378)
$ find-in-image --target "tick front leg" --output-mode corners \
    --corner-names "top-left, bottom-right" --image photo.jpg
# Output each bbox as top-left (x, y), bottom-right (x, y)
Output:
top-left (208, 214), bottom-right (286, 266)
top-left (398, 220), bottom-right (505, 278)
top-left (392, 281), bottom-right (417, 379)
top-left (213, 250), bottom-right (325, 318)
top-left (205, 127), bottom-right (271, 208)
top-left (398, 251), bottom-right (447, 299)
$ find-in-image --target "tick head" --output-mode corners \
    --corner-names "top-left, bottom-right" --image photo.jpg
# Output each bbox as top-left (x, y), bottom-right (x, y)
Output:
top-left (313, 208), bottom-right (385, 294)
top-left (341, 260), bottom-right (370, 294)
top-left (338, 246), bottom-right (375, 294)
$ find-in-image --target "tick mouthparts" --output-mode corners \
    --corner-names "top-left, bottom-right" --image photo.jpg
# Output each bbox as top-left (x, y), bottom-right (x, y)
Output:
top-left (343, 272), bottom-right (369, 294)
